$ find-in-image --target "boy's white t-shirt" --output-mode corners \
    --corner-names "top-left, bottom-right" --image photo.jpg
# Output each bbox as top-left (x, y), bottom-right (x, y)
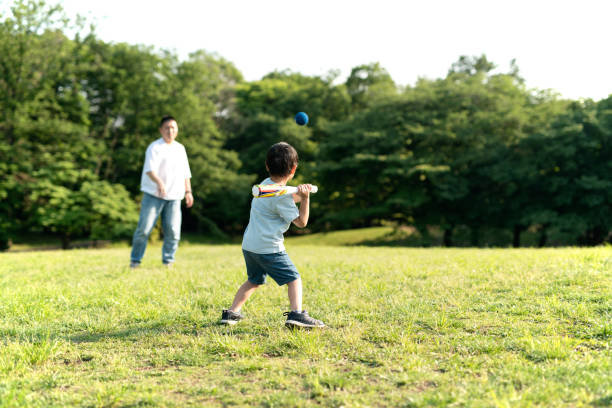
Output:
top-left (242, 178), bottom-right (300, 254)
top-left (140, 138), bottom-right (192, 200)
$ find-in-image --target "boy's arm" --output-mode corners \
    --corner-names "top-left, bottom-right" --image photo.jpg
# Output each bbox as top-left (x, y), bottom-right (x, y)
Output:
top-left (292, 184), bottom-right (312, 228)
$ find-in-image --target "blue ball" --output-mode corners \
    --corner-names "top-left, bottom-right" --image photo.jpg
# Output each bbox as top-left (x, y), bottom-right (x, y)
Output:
top-left (295, 112), bottom-right (308, 126)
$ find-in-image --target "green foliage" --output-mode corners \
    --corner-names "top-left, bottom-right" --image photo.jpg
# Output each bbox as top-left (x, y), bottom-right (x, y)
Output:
top-left (0, 2), bottom-right (610, 246)
top-left (169, 50), bottom-right (253, 233)
top-left (78, 38), bottom-right (176, 190)
top-left (81, 181), bottom-right (140, 240)
top-left (226, 71), bottom-right (350, 180)
top-left (514, 101), bottom-right (612, 245)
top-left (314, 55), bottom-right (610, 246)
top-left (26, 160), bottom-right (138, 248)
top-left (346, 62), bottom-right (398, 110)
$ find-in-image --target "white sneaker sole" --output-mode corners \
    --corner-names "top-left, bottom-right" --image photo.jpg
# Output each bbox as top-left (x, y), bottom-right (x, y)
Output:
top-left (220, 319), bottom-right (239, 325)
top-left (285, 319), bottom-right (325, 329)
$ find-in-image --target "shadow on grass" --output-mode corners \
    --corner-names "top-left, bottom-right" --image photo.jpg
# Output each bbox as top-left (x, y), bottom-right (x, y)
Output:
top-left (67, 319), bottom-right (272, 343)
top-left (352, 226), bottom-right (442, 247)
top-left (0, 318), bottom-right (272, 345)
top-left (322, 225), bottom-right (576, 248)
top-left (68, 323), bottom-right (173, 343)
top-left (5, 232), bottom-right (238, 253)
top-left (591, 395), bottom-right (612, 407)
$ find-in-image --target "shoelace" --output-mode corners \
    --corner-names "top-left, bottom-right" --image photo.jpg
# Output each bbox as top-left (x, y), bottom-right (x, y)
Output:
top-left (283, 311), bottom-right (308, 316)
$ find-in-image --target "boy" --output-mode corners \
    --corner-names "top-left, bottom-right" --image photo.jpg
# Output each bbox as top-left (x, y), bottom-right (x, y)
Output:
top-left (220, 142), bottom-right (325, 329)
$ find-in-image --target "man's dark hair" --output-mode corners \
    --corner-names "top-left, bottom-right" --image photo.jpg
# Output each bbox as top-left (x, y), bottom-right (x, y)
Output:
top-left (266, 142), bottom-right (298, 177)
top-left (160, 115), bottom-right (177, 127)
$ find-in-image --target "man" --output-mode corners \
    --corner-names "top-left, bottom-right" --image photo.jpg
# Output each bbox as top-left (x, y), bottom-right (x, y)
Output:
top-left (130, 115), bottom-right (193, 268)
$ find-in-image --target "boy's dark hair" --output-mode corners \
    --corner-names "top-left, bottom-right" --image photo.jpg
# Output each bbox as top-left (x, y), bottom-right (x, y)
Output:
top-left (160, 115), bottom-right (177, 127)
top-left (266, 142), bottom-right (298, 177)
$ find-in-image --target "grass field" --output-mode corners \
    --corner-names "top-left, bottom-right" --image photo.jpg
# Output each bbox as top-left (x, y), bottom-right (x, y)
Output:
top-left (0, 231), bottom-right (611, 407)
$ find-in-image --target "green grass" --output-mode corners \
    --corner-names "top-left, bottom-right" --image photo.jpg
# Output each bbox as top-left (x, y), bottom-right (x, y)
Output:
top-left (0, 235), bottom-right (611, 406)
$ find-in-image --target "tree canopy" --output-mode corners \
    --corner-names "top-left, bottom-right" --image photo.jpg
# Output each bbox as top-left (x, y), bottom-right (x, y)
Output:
top-left (1, 0), bottom-right (610, 249)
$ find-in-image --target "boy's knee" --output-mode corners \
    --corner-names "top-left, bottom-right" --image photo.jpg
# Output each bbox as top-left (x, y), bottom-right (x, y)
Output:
top-left (247, 280), bottom-right (262, 288)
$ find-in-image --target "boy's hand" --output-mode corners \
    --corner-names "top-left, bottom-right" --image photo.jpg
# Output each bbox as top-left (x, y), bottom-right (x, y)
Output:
top-left (293, 184), bottom-right (312, 228)
top-left (296, 184), bottom-right (313, 199)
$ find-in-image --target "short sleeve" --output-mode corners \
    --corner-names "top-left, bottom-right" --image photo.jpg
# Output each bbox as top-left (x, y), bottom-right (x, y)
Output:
top-left (276, 195), bottom-right (299, 224)
top-left (143, 144), bottom-right (157, 173)
top-left (183, 146), bottom-right (191, 178)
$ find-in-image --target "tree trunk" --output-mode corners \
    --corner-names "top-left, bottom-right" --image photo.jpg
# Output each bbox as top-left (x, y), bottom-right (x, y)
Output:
top-left (61, 235), bottom-right (71, 250)
top-left (443, 228), bottom-right (453, 247)
top-left (513, 225), bottom-right (523, 248)
top-left (579, 226), bottom-right (606, 246)
top-left (470, 227), bottom-right (479, 247)
top-left (0, 237), bottom-right (10, 252)
top-left (538, 227), bottom-right (548, 247)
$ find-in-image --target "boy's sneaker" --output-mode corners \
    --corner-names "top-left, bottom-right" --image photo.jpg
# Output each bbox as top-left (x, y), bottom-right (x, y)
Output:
top-left (283, 310), bottom-right (325, 329)
top-left (220, 309), bottom-right (244, 325)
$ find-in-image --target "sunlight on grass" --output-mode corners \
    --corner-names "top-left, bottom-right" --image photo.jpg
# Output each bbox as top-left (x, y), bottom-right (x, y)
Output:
top-left (0, 242), bottom-right (610, 406)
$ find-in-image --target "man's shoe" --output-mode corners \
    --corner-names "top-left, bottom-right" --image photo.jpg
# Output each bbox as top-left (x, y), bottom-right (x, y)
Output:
top-left (284, 310), bottom-right (325, 329)
top-left (220, 309), bottom-right (244, 325)
top-left (129, 262), bottom-right (140, 269)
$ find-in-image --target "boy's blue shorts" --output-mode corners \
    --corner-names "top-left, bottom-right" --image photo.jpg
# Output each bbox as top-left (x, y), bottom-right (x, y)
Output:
top-left (242, 249), bottom-right (300, 286)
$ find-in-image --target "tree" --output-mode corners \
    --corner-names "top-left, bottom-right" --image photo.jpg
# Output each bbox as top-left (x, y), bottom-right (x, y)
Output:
top-left (516, 101), bottom-right (611, 245)
top-left (316, 55), bottom-right (567, 246)
top-left (0, 0), bottom-right (96, 246)
top-left (226, 71), bottom-right (350, 179)
top-left (168, 51), bottom-right (254, 234)
top-left (25, 159), bottom-right (138, 248)
top-left (345, 62), bottom-right (397, 110)
top-left (78, 38), bottom-right (176, 192)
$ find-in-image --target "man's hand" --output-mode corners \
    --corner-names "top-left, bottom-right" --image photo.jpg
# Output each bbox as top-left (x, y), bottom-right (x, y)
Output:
top-left (157, 181), bottom-right (167, 198)
top-left (185, 192), bottom-right (194, 208)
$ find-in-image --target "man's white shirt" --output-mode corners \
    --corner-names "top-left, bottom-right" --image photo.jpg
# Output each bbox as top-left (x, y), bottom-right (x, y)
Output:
top-left (140, 138), bottom-right (191, 200)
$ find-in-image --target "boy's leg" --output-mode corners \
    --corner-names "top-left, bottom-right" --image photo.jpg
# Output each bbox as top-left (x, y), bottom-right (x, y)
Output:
top-left (287, 278), bottom-right (302, 312)
top-left (220, 280), bottom-right (259, 325)
top-left (284, 275), bottom-right (326, 329)
top-left (130, 194), bottom-right (163, 266)
top-left (161, 199), bottom-right (181, 265)
top-left (221, 250), bottom-right (266, 325)
top-left (230, 280), bottom-right (260, 312)
top-left (259, 251), bottom-right (303, 312)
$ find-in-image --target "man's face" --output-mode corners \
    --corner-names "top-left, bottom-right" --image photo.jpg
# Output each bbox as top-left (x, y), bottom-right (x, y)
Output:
top-left (160, 120), bottom-right (178, 143)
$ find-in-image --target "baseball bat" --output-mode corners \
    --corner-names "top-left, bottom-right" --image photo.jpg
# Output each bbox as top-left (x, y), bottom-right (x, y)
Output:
top-left (252, 184), bottom-right (318, 198)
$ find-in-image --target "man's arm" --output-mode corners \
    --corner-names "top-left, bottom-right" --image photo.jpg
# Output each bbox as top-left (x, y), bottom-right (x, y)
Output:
top-left (184, 178), bottom-right (193, 208)
top-left (292, 184), bottom-right (312, 228)
top-left (146, 171), bottom-right (166, 197)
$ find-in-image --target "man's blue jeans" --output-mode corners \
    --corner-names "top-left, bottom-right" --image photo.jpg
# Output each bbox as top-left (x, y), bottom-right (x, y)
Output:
top-left (130, 193), bottom-right (182, 265)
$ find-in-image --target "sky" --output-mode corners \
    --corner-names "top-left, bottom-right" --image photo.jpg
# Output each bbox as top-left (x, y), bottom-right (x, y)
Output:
top-left (30, 1), bottom-right (612, 100)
